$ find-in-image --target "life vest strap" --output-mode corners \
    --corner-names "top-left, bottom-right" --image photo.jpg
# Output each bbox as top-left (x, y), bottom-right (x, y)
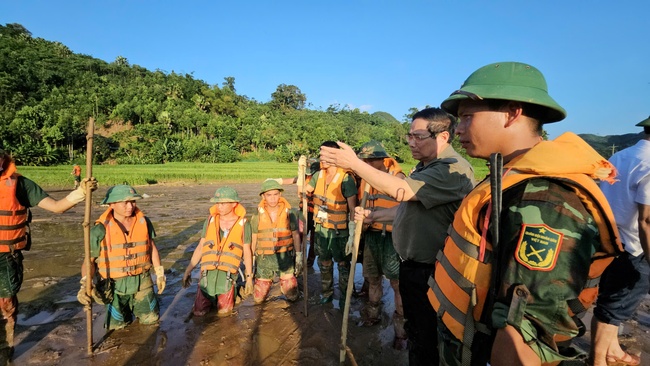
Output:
top-left (0, 236), bottom-right (26, 245)
top-left (448, 226), bottom-right (493, 264)
top-left (0, 209), bottom-right (27, 216)
top-left (109, 240), bottom-right (148, 249)
top-left (96, 251), bottom-right (149, 263)
top-left (0, 223), bottom-right (27, 230)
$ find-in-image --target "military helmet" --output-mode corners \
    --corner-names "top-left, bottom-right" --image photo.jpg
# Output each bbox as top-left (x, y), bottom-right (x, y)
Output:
top-left (260, 179), bottom-right (284, 195)
top-left (210, 186), bottom-right (240, 203)
top-left (441, 62), bottom-right (566, 123)
top-left (308, 159), bottom-right (320, 175)
top-left (636, 116), bottom-right (650, 127)
top-left (101, 184), bottom-right (143, 204)
top-left (357, 140), bottom-right (389, 159)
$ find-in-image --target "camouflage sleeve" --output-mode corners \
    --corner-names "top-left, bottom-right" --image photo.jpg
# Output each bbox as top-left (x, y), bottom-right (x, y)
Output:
top-left (341, 173), bottom-right (358, 198)
top-left (145, 217), bottom-right (156, 239)
top-left (288, 209), bottom-right (299, 231)
top-left (243, 220), bottom-right (252, 245)
top-left (89, 224), bottom-right (106, 258)
top-left (492, 178), bottom-right (599, 339)
top-left (249, 214), bottom-right (259, 234)
top-left (308, 171), bottom-right (319, 189)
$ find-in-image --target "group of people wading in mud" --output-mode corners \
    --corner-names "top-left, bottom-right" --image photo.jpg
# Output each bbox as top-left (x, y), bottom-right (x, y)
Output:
top-left (1, 61), bottom-right (649, 366)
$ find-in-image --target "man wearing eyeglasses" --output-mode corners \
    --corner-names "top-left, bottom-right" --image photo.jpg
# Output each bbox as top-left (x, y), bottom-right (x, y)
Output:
top-left (320, 108), bottom-right (475, 365)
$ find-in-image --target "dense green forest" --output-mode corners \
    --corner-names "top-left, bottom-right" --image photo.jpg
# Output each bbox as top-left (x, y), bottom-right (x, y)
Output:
top-left (1, 23), bottom-right (428, 166)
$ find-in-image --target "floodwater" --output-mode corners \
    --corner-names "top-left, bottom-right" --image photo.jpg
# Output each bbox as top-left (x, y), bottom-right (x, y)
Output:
top-left (13, 183), bottom-right (408, 365)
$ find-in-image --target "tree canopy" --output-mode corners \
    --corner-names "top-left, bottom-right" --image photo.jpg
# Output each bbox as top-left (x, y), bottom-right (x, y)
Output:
top-left (0, 23), bottom-right (466, 166)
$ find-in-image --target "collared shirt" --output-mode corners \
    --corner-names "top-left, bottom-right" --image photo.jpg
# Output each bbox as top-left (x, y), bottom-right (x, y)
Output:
top-left (392, 145), bottom-right (475, 264)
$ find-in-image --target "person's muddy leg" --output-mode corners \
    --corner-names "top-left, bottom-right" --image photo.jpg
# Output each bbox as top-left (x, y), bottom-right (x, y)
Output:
top-left (318, 259), bottom-right (334, 303)
top-left (133, 287), bottom-right (159, 325)
top-left (337, 261), bottom-right (350, 310)
top-left (216, 285), bottom-right (235, 317)
top-left (280, 275), bottom-right (299, 302)
top-left (106, 294), bottom-right (130, 330)
top-left (253, 279), bottom-right (273, 304)
top-left (0, 297), bottom-right (17, 363)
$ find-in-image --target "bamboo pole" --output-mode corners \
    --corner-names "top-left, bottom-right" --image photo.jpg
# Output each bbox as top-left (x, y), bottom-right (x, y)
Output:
top-left (339, 183), bottom-right (371, 365)
top-left (83, 117), bottom-right (95, 355)
top-left (297, 156), bottom-right (309, 316)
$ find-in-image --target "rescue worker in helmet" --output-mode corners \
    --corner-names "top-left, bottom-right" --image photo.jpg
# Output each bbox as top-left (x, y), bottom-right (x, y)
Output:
top-left (354, 140), bottom-right (408, 350)
top-left (250, 179), bottom-right (302, 303)
top-left (182, 186), bottom-right (253, 317)
top-left (430, 62), bottom-right (622, 365)
top-left (77, 184), bottom-right (165, 330)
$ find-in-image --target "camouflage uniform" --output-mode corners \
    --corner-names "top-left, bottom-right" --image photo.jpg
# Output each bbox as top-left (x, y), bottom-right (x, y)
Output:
top-left (89, 186), bottom-right (161, 330)
top-left (432, 62), bottom-right (621, 365)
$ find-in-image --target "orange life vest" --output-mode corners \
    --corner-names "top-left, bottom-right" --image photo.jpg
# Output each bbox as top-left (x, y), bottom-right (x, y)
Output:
top-left (0, 162), bottom-right (29, 253)
top-left (427, 133), bottom-right (622, 364)
top-left (255, 197), bottom-right (294, 255)
top-left (313, 168), bottom-right (350, 230)
top-left (200, 204), bottom-right (247, 274)
top-left (95, 207), bottom-right (152, 279)
top-left (358, 157), bottom-right (402, 233)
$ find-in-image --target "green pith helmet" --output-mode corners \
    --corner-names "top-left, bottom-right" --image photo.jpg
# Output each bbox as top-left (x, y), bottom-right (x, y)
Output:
top-left (308, 159), bottom-right (320, 175)
top-left (441, 62), bottom-right (567, 123)
top-left (260, 179), bottom-right (284, 195)
top-left (636, 116), bottom-right (650, 127)
top-left (357, 140), bottom-right (389, 159)
top-left (101, 184), bottom-right (143, 204)
top-left (210, 186), bottom-right (240, 203)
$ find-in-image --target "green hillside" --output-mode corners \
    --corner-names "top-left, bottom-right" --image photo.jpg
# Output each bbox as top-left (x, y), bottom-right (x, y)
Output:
top-left (0, 23), bottom-right (414, 166)
top-left (579, 132), bottom-right (644, 159)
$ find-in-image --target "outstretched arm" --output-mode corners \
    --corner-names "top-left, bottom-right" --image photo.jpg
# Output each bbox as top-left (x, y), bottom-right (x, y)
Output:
top-left (320, 142), bottom-right (417, 201)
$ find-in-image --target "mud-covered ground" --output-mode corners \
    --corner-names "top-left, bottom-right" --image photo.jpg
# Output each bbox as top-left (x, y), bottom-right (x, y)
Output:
top-left (11, 183), bottom-right (650, 365)
top-left (13, 183), bottom-right (407, 366)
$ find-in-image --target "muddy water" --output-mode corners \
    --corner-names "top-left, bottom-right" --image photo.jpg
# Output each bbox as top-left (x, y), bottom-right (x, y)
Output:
top-left (13, 183), bottom-right (408, 365)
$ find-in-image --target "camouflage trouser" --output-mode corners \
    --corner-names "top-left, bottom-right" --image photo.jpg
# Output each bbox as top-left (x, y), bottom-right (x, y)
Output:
top-left (105, 287), bottom-right (159, 330)
top-left (315, 225), bottom-right (351, 303)
top-left (255, 252), bottom-right (295, 280)
top-left (362, 230), bottom-right (400, 280)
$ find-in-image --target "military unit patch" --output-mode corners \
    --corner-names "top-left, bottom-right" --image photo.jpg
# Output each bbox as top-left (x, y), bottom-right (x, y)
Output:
top-left (515, 224), bottom-right (563, 271)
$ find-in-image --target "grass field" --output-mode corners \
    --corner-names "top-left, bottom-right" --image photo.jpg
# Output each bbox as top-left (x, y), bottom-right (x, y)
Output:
top-left (17, 161), bottom-right (488, 188)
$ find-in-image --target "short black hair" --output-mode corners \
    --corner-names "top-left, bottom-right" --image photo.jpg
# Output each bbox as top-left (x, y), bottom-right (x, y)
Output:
top-left (320, 140), bottom-right (339, 149)
top-left (411, 108), bottom-right (456, 142)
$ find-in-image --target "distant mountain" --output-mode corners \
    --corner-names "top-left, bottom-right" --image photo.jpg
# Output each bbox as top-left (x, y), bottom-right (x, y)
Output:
top-left (371, 111), bottom-right (401, 125)
top-left (579, 132), bottom-right (644, 159)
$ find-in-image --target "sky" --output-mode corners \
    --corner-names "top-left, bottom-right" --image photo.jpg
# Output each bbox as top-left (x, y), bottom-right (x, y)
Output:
top-left (2, 1), bottom-right (649, 139)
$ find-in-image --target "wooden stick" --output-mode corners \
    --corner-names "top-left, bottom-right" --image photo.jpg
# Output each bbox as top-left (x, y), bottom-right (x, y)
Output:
top-left (83, 117), bottom-right (95, 355)
top-left (297, 156), bottom-right (309, 316)
top-left (339, 183), bottom-right (371, 365)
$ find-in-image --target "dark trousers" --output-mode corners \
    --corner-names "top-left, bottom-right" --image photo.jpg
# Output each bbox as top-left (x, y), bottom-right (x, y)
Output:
top-left (399, 260), bottom-right (438, 366)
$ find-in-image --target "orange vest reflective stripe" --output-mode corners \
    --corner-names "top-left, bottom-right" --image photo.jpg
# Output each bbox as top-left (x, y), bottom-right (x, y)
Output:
top-left (428, 171), bottom-right (621, 360)
top-left (95, 207), bottom-right (152, 279)
top-left (201, 204), bottom-right (247, 274)
top-left (256, 197), bottom-right (294, 255)
top-left (0, 162), bottom-right (29, 252)
top-left (313, 168), bottom-right (349, 230)
top-left (358, 158), bottom-right (402, 233)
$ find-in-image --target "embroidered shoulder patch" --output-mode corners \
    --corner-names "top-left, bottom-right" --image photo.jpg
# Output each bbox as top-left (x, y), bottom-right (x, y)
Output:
top-left (515, 224), bottom-right (563, 271)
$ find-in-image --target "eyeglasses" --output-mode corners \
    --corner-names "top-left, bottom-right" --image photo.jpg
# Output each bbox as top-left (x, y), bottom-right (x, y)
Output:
top-left (405, 133), bottom-right (434, 141)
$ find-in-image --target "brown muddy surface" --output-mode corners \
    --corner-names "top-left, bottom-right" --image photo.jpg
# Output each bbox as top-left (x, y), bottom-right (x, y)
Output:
top-left (11, 183), bottom-right (650, 365)
top-left (14, 183), bottom-right (408, 366)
